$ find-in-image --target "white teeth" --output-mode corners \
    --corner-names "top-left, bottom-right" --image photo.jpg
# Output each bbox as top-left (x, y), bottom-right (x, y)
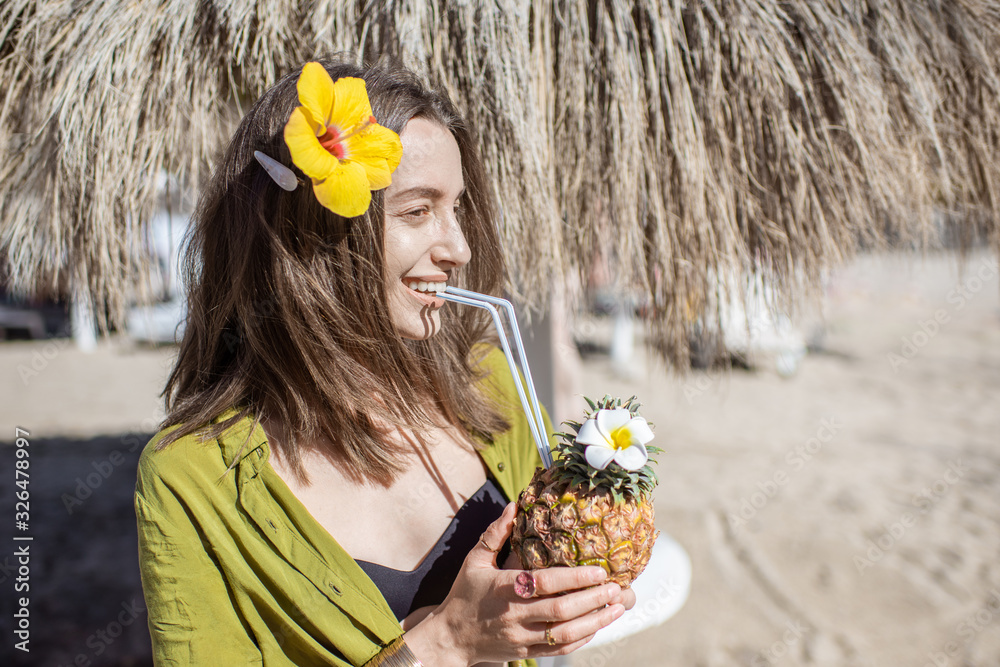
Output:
top-left (406, 280), bottom-right (446, 294)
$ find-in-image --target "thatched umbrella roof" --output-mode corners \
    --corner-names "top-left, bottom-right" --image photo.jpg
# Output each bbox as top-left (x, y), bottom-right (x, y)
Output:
top-left (2, 1), bottom-right (998, 363)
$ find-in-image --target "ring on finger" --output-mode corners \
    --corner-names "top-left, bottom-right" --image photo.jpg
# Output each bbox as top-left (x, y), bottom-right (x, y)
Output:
top-left (545, 622), bottom-right (556, 646)
top-left (514, 571), bottom-right (537, 599)
top-left (478, 533), bottom-right (499, 553)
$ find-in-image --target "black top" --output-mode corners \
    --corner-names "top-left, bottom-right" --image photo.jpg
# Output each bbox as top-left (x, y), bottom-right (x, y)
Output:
top-left (356, 477), bottom-right (510, 621)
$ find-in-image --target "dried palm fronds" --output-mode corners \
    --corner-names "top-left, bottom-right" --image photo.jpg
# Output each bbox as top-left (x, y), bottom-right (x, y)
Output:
top-left (1, 1), bottom-right (998, 363)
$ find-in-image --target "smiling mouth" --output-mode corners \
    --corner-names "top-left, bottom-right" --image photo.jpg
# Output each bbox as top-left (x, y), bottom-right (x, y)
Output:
top-left (403, 279), bottom-right (446, 308)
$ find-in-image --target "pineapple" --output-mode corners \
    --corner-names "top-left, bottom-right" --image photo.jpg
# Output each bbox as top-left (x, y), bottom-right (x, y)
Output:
top-left (511, 395), bottom-right (661, 587)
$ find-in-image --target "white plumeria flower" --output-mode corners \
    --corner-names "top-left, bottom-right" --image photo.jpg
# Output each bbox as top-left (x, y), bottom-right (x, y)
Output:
top-left (575, 408), bottom-right (654, 471)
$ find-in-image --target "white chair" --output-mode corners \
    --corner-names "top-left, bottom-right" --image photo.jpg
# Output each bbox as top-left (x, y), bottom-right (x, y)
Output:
top-left (536, 533), bottom-right (691, 667)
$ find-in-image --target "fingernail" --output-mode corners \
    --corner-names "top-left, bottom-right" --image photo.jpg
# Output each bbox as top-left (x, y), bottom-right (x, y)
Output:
top-left (591, 568), bottom-right (608, 583)
top-left (612, 604), bottom-right (625, 619)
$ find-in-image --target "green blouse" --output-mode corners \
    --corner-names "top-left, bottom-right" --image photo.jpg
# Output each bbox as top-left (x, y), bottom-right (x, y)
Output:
top-left (135, 347), bottom-right (552, 666)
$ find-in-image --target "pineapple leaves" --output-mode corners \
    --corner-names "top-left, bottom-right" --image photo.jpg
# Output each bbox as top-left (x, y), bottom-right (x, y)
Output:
top-left (552, 393), bottom-right (661, 500)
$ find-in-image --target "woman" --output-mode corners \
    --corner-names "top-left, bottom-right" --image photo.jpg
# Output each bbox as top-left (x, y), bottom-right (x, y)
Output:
top-left (135, 58), bottom-right (633, 667)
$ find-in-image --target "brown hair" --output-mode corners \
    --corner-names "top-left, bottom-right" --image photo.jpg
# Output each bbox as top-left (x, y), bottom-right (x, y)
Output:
top-left (158, 58), bottom-right (508, 482)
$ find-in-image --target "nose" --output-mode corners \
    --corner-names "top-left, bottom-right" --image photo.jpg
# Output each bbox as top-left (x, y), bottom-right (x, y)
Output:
top-left (432, 210), bottom-right (472, 269)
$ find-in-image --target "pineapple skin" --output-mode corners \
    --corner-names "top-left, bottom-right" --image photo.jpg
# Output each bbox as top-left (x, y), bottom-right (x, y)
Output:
top-left (511, 466), bottom-right (658, 588)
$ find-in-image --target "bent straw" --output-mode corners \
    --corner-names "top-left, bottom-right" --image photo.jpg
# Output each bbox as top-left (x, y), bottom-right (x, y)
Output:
top-left (446, 287), bottom-right (549, 452)
top-left (437, 288), bottom-right (553, 468)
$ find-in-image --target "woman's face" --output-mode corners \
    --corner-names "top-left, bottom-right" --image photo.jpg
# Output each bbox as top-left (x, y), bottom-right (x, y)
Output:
top-left (383, 118), bottom-right (471, 340)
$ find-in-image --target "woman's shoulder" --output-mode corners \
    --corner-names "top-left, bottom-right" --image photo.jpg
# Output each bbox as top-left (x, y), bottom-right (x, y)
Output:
top-left (137, 426), bottom-right (219, 477)
top-left (136, 410), bottom-right (263, 497)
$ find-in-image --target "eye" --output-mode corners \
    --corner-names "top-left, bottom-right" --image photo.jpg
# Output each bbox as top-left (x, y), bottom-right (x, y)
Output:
top-left (403, 206), bottom-right (430, 219)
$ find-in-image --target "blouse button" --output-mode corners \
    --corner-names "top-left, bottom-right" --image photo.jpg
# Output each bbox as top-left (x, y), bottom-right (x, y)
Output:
top-left (497, 462), bottom-right (506, 472)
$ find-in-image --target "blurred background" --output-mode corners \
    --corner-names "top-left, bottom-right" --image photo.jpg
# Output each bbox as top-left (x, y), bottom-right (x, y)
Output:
top-left (2, 1), bottom-right (1000, 665)
top-left (1, 246), bottom-right (997, 666)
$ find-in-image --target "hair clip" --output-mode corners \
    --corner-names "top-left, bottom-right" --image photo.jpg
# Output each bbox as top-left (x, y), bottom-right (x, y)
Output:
top-left (254, 150), bottom-right (299, 192)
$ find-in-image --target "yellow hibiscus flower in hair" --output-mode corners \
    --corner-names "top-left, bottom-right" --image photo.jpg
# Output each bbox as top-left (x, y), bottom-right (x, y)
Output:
top-left (284, 63), bottom-right (403, 217)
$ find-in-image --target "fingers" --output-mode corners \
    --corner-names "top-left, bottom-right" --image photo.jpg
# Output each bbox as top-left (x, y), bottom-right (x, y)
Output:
top-left (530, 603), bottom-right (625, 654)
top-left (472, 502), bottom-right (516, 566)
top-left (533, 634), bottom-right (597, 658)
top-left (522, 581), bottom-right (622, 623)
top-left (530, 564), bottom-right (609, 597)
top-left (616, 585), bottom-right (637, 611)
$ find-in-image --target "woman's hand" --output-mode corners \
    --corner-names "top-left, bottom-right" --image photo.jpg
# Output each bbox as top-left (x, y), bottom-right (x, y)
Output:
top-left (499, 535), bottom-right (637, 612)
top-left (403, 502), bottom-right (628, 666)
top-left (620, 585), bottom-right (637, 611)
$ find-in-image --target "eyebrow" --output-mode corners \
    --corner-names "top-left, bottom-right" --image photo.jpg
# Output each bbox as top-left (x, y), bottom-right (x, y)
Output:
top-left (389, 186), bottom-right (466, 201)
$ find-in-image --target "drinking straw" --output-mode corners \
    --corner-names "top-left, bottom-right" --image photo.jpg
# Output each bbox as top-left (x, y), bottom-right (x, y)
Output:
top-left (437, 288), bottom-right (553, 468)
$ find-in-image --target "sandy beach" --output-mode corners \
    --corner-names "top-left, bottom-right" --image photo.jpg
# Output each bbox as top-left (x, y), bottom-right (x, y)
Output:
top-left (570, 251), bottom-right (1000, 666)
top-left (1, 250), bottom-right (997, 666)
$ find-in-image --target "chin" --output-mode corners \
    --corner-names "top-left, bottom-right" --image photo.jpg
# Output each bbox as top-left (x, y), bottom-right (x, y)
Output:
top-left (398, 312), bottom-right (442, 340)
